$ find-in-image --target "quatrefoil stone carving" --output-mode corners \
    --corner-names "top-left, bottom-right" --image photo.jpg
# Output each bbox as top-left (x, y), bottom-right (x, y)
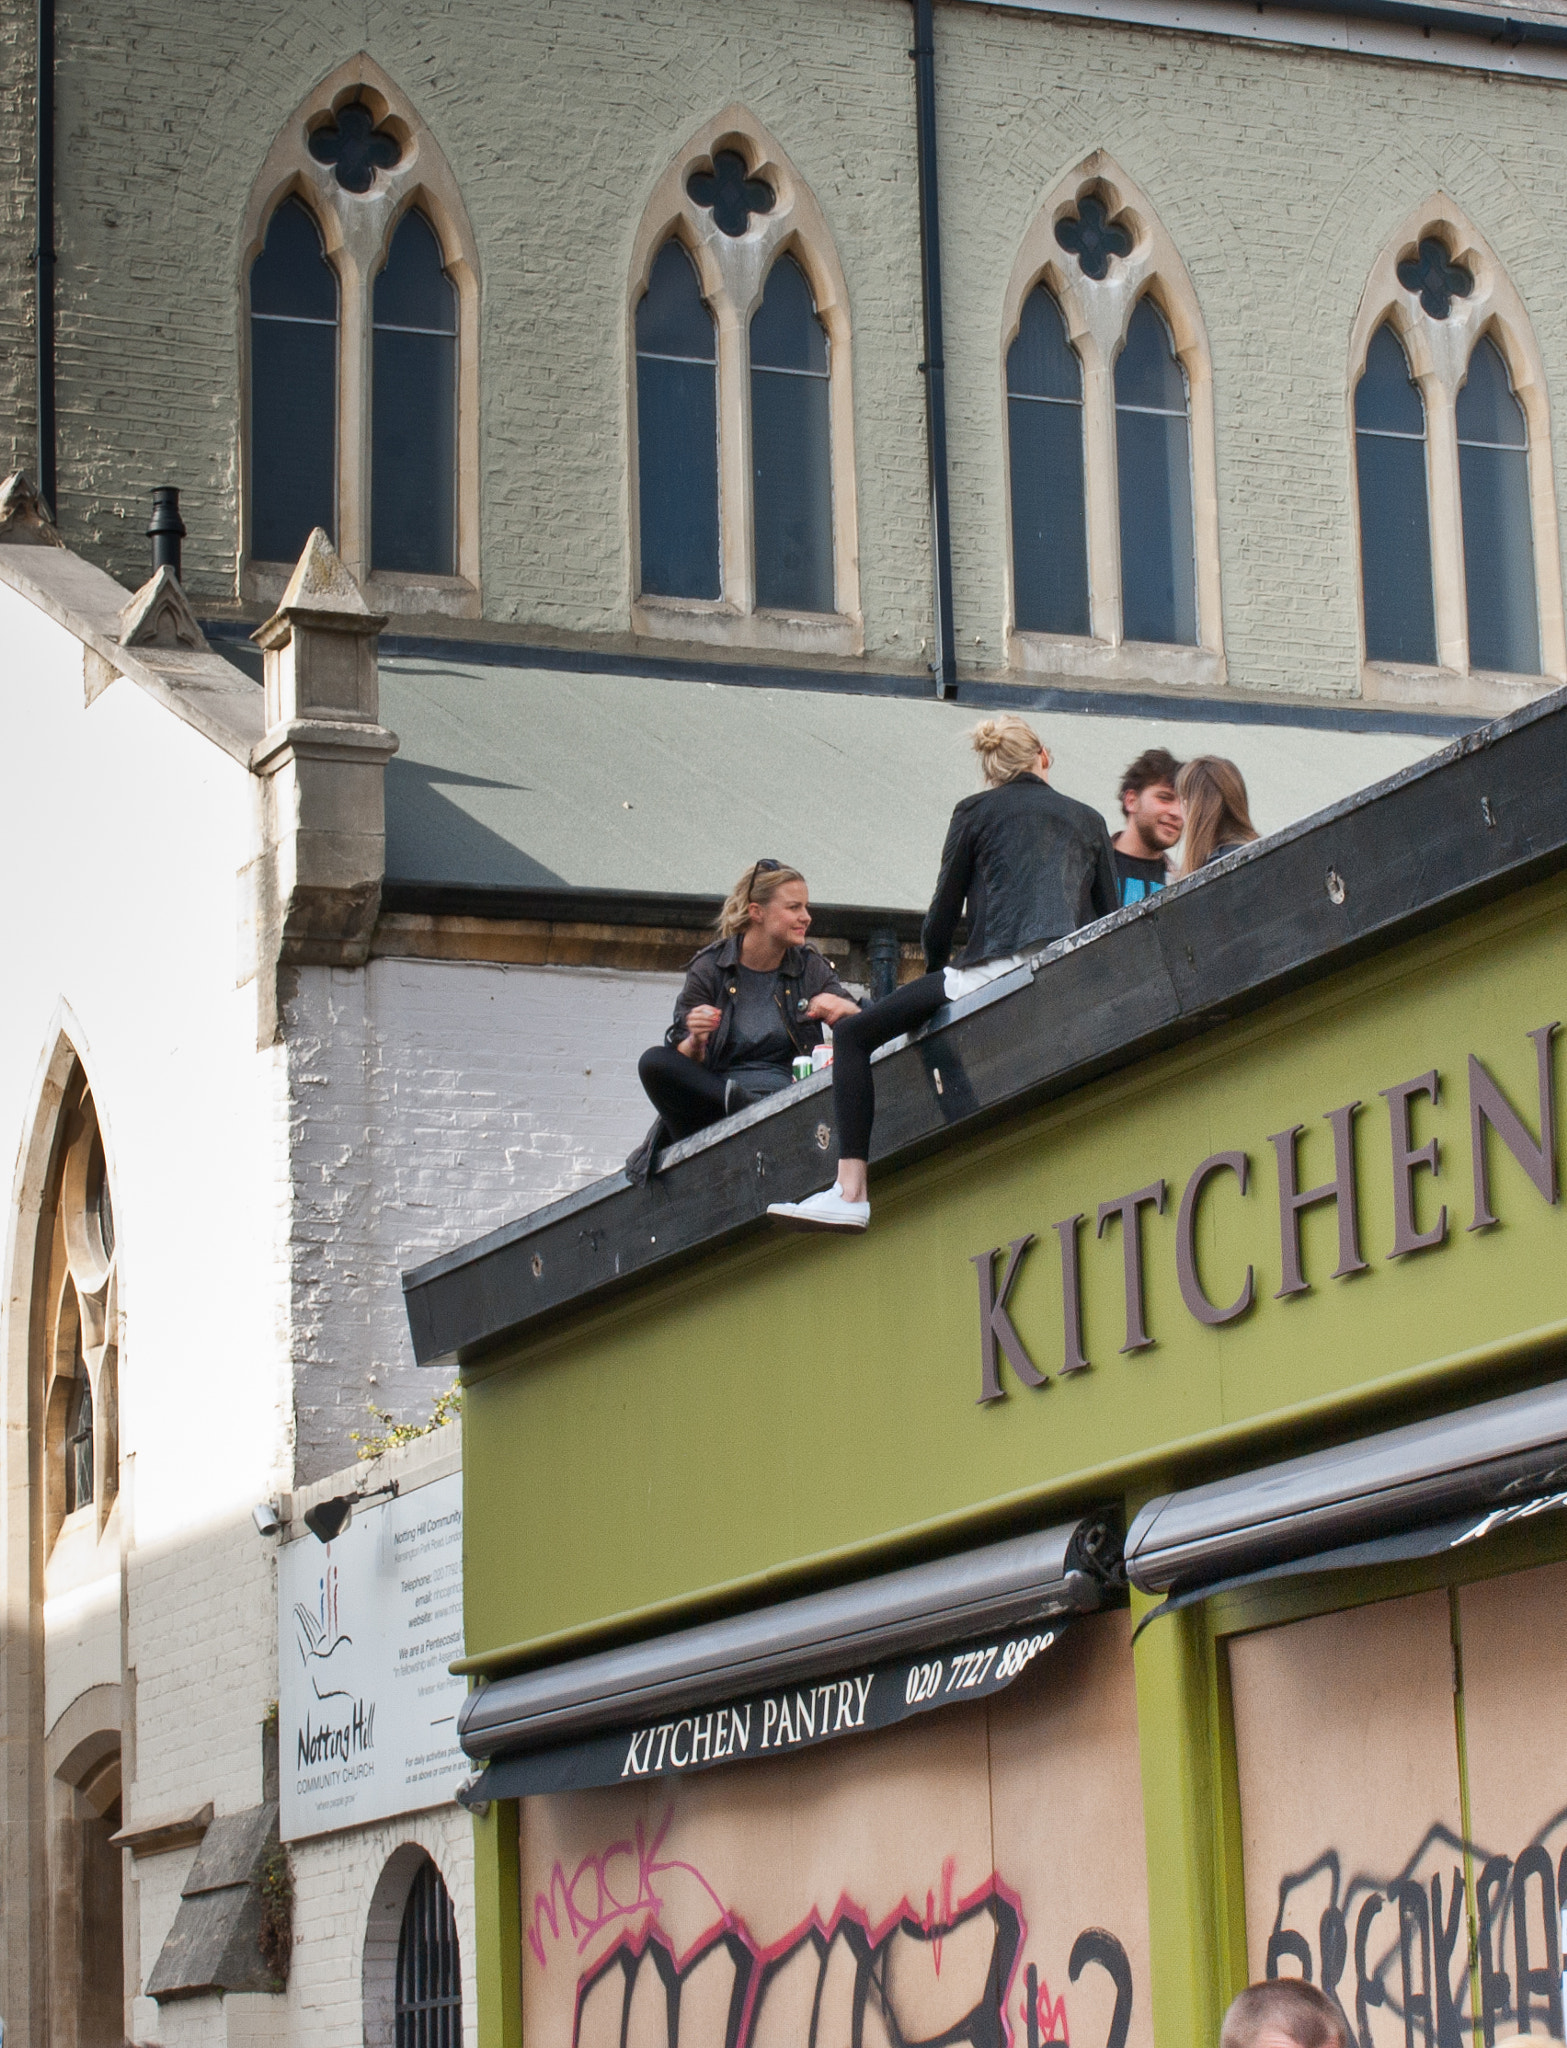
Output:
top-left (1396, 237), bottom-right (1475, 321)
top-left (1054, 194), bottom-right (1134, 282)
top-left (686, 151), bottom-right (775, 238)
top-left (308, 102), bottom-right (402, 194)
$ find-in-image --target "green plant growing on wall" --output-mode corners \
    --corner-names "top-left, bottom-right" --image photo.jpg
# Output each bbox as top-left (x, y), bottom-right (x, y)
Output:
top-left (257, 1841), bottom-right (293, 1987)
top-left (351, 1379), bottom-right (462, 1461)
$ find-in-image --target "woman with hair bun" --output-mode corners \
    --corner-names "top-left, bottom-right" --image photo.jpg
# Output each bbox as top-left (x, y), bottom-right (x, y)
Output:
top-left (768, 715), bottom-right (1119, 1232)
top-left (1176, 755), bottom-right (1258, 873)
top-left (629, 859), bottom-right (860, 1178)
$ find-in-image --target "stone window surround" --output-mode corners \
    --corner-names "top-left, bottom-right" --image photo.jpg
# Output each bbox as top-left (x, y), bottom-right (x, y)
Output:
top-left (43, 1067), bottom-right (119, 1554)
top-left (1350, 194), bottom-right (1566, 717)
top-left (238, 56), bottom-right (482, 620)
top-left (1000, 152), bottom-right (1226, 690)
top-left (628, 107), bottom-right (863, 660)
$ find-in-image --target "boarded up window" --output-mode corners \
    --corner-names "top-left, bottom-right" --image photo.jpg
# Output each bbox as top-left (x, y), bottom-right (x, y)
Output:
top-left (519, 1612), bottom-right (1151, 2048)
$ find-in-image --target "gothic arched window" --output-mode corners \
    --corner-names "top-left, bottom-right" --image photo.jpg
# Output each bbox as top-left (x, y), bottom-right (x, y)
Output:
top-left (248, 197), bottom-right (339, 563)
top-left (395, 1859), bottom-right (462, 2048)
top-left (373, 210), bottom-right (459, 577)
top-left (635, 239), bottom-right (720, 600)
top-left (749, 253), bottom-right (834, 612)
top-left (1354, 323), bottom-right (1437, 666)
top-left (1006, 282), bottom-right (1089, 637)
top-left (1457, 337), bottom-right (1539, 676)
top-left (1115, 298), bottom-right (1197, 646)
top-left (64, 1327), bottom-right (93, 1514)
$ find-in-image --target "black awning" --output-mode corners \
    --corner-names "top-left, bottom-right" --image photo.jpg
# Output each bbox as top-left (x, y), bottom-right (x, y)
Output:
top-left (457, 1513), bottom-right (1119, 1802)
top-left (1125, 1377), bottom-right (1567, 1602)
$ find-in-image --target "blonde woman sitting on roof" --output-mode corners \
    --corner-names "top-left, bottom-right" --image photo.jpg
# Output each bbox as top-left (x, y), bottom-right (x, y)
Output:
top-left (768, 715), bottom-right (1119, 1233)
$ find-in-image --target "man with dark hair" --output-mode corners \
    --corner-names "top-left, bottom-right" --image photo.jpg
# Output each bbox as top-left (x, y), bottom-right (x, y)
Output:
top-left (1114, 745), bottom-right (1185, 905)
top-left (1220, 1981), bottom-right (1349, 2048)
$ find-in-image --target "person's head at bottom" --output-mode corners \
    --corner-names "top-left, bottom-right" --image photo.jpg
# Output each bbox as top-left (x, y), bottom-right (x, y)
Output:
top-left (1220, 1980), bottom-right (1349, 2048)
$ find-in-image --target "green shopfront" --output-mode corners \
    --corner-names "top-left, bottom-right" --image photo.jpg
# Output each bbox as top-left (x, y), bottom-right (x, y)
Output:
top-left (405, 695), bottom-right (1567, 2048)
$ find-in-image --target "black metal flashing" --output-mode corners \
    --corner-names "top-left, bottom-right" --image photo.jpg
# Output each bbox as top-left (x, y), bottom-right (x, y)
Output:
top-left (379, 879), bottom-right (927, 942)
top-left (199, 619), bottom-right (1478, 737)
top-left (403, 689), bottom-right (1567, 1369)
top-left (964, 0), bottom-right (1567, 55)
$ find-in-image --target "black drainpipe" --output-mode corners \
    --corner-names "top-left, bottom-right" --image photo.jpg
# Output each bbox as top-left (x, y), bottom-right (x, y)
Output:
top-left (910, 0), bottom-right (958, 700)
top-left (34, 0), bottom-right (56, 514)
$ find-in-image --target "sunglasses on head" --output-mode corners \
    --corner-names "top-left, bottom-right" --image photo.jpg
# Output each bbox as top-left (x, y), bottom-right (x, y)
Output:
top-left (747, 858), bottom-right (783, 900)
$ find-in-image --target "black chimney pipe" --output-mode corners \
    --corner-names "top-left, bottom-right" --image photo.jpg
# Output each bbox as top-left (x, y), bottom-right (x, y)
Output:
top-left (910, 0), bottom-right (958, 701)
top-left (148, 487), bottom-right (186, 579)
top-left (34, 0), bottom-right (56, 514)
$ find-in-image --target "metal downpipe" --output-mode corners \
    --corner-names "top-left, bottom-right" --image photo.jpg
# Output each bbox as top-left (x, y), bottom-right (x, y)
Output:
top-left (910, 0), bottom-right (959, 700)
top-left (34, 0), bottom-right (55, 514)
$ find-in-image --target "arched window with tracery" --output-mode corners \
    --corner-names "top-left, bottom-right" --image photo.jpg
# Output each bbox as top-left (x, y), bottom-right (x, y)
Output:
top-left (373, 210), bottom-right (459, 577)
top-left (628, 115), bottom-right (860, 654)
top-left (37, 1070), bottom-right (118, 1544)
top-left (750, 252), bottom-right (833, 612)
top-left (248, 197), bottom-right (339, 564)
top-left (635, 239), bottom-right (720, 600)
top-left (1457, 336), bottom-right (1539, 677)
top-left (1349, 203), bottom-right (1562, 698)
top-left (1006, 282), bottom-right (1088, 637)
top-left (1354, 322), bottom-right (1437, 665)
top-left (242, 61), bottom-right (480, 609)
top-left (1115, 298), bottom-right (1196, 646)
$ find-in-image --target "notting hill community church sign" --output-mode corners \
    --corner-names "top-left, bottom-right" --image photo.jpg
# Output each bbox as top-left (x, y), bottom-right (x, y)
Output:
top-left (969, 1022), bottom-right (1558, 1403)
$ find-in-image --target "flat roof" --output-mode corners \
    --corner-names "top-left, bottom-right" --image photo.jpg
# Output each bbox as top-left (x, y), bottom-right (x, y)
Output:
top-left (402, 685), bottom-right (1567, 1369)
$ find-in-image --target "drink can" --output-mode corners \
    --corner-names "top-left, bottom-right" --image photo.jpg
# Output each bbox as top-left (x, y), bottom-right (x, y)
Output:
top-left (811, 1044), bottom-right (833, 1072)
top-left (792, 1055), bottom-right (813, 1083)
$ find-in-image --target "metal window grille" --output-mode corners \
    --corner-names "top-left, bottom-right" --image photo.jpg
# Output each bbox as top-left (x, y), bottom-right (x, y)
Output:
top-left (394, 1861), bottom-right (462, 2048)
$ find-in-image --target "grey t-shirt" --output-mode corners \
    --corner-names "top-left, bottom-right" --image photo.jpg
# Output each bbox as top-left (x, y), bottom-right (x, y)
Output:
top-left (724, 965), bottom-right (794, 1083)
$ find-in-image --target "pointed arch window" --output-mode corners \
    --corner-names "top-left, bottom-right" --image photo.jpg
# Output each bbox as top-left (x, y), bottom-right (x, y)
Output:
top-left (1457, 337), bottom-right (1539, 677)
top-left (395, 1859), bottom-right (462, 2048)
top-left (1115, 299), bottom-right (1197, 647)
top-left (635, 240), bottom-right (720, 600)
top-left (750, 254), bottom-right (833, 612)
top-left (242, 66), bottom-right (480, 607)
top-left (628, 120), bottom-right (860, 652)
top-left (1007, 283), bottom-right (1089, 637)
top-left (1354, 323), bottom-right (1437, 666)
top-left (248, 197), bottom-right (339, 565)
top-left (373, 210), bottom-right (458, 577)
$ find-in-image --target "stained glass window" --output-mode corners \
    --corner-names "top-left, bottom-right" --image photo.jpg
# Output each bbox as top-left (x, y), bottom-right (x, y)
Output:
top-left (1457, 337), bottom-right (1539, 675)
top-left (249, 199), bottom-right (337, 562)
top-left (750, 254), bottom-right (834, 613)
top-left (1007, 284), bottom-right (1089, 635)
top-left (1355, 323), bottom-right (1437, 666)
top-left (1115, 300), bottom-right (1196, 646)
top-left (372, 211), bottom-right (458, 576)
top-left (636, 241), bottom-right (720, 600)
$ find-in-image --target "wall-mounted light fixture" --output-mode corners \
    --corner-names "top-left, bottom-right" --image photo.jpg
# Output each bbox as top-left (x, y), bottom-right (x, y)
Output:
top-left (303, 1479), bottom-right (398, 1545)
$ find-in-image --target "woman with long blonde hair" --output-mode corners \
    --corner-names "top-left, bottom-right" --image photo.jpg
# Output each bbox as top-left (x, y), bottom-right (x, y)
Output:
top-left (1176, 756), bottom-right (1258, 873)
top-left (768, 714), bottom-right (1119, 1232)
top-left (630, 859), bottom-right (860, 1176)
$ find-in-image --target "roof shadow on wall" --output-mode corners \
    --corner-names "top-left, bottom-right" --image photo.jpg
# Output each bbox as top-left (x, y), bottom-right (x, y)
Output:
top-left (385, 757), bottom-right (567, 888)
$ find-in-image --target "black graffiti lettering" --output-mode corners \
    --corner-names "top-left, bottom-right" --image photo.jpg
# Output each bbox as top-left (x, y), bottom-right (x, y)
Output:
top-left (1478, 1856), bottom-right (1513, 2048)
top-left (1392, 1879), bottom-right (1434, 2048)
top-left (1429, 1870), bottom-right (1467, 2048)
top-left (1355, 1894), bottom-right (1388, 2048)
top-left (1320, 1905), bottom-right (1349, 2022)
top-left (1511, 1844), bottom-right (1562, 2037)
top-left (1267, 1927), bottom-right (1315, 1980)
top-left (1025, 1963), bottom-right (1041, 2048)
top-left (1069, 1928), bottom-right (1133, 2048)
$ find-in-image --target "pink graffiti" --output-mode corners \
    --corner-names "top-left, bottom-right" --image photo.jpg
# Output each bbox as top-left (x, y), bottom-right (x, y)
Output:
top-left (1027, 1968), bottom-right (1071, 2043)
top-left (528, 1808), bottom-right (728, 1967)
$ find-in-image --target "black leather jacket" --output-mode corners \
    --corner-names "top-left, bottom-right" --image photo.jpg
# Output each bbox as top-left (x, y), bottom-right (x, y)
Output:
top-left (665, 934), bottom-right (852, 1071)
top-left (922, 776), bottom-right (1120, 971)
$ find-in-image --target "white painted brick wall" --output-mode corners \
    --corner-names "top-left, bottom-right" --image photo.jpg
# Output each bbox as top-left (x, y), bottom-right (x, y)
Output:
top-left (283, 956), bottom-right (680, 1481)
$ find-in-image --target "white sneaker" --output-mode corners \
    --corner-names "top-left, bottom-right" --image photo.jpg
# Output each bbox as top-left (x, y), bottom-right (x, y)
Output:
top-left (766, 1185), bottom-right (871, 1232)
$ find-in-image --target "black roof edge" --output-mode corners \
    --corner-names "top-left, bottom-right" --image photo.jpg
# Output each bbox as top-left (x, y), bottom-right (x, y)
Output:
top-left (199, 617), bottom-right (1478, 736)
top-left (975, 0), bottom-right (1567, 53)
top-left (378, 881), bottom-right (927, 942)
top-left (402, 686), bottom-right (1567, 1370)
top-left (403, 688), bottom-right (1567, 1370)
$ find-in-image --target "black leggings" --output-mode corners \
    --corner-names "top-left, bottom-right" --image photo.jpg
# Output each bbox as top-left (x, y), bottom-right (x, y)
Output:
top-left (831, 973), bottom-right (947, 1161)
top-left (637, 1045), bottom-right (738, 1142)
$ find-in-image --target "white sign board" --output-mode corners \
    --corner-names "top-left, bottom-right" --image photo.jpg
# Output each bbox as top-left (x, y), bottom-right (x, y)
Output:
top-left (278, 1470), bottom-right (467, 1841)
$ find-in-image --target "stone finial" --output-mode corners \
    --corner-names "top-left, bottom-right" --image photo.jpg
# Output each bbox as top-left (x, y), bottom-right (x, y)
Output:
top-left (119, 565), bottom-right (209, 651)
top-left (253, 527), bottom-right (388, 733)
top-left (0, 471), bottom-right (64, 546)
